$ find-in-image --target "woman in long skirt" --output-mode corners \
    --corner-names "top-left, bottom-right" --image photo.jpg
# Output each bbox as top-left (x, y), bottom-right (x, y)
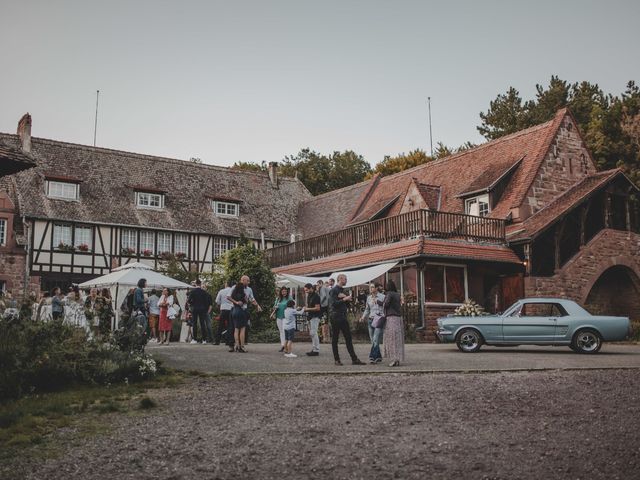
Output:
top-left (158, 288), bottom-right (174, 345)
top-left (382, 279), bottom-right (404, 367)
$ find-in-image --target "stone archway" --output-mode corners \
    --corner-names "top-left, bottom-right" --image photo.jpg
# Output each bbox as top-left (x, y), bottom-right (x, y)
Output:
top-left (584, 265), bottom-right (640, 320)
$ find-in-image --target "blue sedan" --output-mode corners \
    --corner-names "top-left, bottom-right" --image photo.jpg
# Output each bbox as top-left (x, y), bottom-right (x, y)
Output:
top-left (436, 298), bottom-right (631, 354)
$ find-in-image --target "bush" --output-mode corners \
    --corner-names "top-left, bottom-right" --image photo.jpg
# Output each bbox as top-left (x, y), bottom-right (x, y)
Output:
top-left (0, 316), bottom-right (157, 402)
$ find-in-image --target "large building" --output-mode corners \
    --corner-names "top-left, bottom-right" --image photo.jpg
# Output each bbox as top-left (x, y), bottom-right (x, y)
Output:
top-left (268, 108), bottom-right (640, 338)
top-left (0, 114), bottom-right (311, 294)
top-left (2, 109), bottom-right (639, 340)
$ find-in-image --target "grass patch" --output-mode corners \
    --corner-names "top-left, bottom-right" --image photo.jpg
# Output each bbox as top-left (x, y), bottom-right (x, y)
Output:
top-left (0, 371), bottom-right (185, 461)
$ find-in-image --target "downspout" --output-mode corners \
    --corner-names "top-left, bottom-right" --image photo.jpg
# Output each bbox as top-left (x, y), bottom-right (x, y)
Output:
top-left (22, 216), bottom-right (30, 298)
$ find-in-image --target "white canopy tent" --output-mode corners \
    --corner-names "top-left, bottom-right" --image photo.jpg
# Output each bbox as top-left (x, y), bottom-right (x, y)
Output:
top-left (277, 262), bottom-right (398, 288)
top-left (78, 262), bottom-right (192, 328)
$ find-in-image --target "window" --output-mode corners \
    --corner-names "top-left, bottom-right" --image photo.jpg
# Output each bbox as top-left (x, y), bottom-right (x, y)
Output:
top-left (228, 238), bottom-right (238, 250)
top-left (53, 224), bottom-right (72, 247)
top-left (518, 303), bottom-right (568, 317)
top-left (465, 194), bottom-right (490, 217)
top-left (0, 219), bottom-right (6, 246)
top-left (140, 231), bottom-right (155, 254)
top-left (47, 181), bottom-right (78, 200)
top-left (425, 264), bottom-right (467, 304)
top-left (157, 232), bottom-right (171, 254)
top-left (121, 229), bottom-right (137, 252)
top-left (213, 200), bottom-right (239, 217)
top-left (74, 226), bottom-right (92, 250)
top-left (175, 233), bottom-right (188, 255)
top-left (136, 192), bottom-right (164, 209)
top-left (213, 237), bottom-right (238, 258)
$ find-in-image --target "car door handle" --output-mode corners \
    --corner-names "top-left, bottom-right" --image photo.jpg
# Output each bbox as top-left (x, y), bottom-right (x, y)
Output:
top-left (549, 318), bottom-right (557, 321)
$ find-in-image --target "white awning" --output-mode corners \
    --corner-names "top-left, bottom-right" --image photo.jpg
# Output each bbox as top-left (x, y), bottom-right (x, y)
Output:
top-left (278, 262), bottom-right (398, 288)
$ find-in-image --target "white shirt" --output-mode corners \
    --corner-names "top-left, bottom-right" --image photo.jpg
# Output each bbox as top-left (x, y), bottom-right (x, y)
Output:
top-left (216, 287), bottom-right (234, 311)
top-left (283, 307), bottom-right (297, 330)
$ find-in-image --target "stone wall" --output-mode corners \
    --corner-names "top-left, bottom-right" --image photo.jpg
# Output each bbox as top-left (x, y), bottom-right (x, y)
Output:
top-left (524, 116), bottom-right (597, 217)
top-left (525, 229), bottom-right (640, 318)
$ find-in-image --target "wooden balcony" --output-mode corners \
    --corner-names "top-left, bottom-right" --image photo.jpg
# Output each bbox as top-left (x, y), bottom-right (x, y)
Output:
top-left (266, 209), bottom-right (506, 268)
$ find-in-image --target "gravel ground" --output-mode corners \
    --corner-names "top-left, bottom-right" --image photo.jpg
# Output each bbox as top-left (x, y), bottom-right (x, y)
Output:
top-left (6, 369), bottom-right (640, 480)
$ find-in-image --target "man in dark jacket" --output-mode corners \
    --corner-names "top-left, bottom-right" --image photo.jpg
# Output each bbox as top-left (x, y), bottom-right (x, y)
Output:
top-left (328, 274), bottom-right (365, 366)
top-left (188, 279), bottom-right (213, 344)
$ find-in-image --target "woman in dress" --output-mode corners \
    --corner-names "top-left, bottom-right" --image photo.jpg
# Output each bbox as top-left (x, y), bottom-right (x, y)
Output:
top-left (84, 288), bottom-right (100, 337)
top-left (158, 287), bottom-right (173, 345)
top-left (382, 279), bottom-right (404, 367)
top-left (229, 281), bottom-right (248, 353)
top-left (360, 283), bottom-right (385, 364)
top-left (98, 288), bottom-right (114, 335)
top-left (272, 286), bottom-right (291, 353)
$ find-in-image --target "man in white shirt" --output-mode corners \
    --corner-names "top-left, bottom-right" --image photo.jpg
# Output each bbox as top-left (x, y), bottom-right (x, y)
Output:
top-left (215, 281), bottom-right (233, 346)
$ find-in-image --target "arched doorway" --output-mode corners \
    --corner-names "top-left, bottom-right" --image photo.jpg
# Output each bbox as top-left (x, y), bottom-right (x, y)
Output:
top-left (584, 265), bottom-right (640, 320)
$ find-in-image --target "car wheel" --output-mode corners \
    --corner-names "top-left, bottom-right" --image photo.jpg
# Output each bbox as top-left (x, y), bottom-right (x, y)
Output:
top-left (571, 329), bottom-right (602, 354)
top-left (456, 328), bottom-right (483, 353)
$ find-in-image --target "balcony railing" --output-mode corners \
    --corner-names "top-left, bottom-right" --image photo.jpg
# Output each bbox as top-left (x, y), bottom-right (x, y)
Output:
top-left (266, 209), bottom-right (506, 268)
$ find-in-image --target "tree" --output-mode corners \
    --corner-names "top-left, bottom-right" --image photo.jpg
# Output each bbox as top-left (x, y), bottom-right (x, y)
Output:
top-left (368, 149), bottom-right (433, 177)
top-left (478, 77), bottom-right (640, 184)
top-left (215, 237), bottom-right (276, 331)
top-left (232, 160), bottom-right (267, 173)
top-left (156, 253), bottom-right (199, 284)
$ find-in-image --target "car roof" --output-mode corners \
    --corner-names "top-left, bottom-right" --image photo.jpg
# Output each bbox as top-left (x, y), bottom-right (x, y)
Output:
top-left (513, 298), bottom-right (590, 315)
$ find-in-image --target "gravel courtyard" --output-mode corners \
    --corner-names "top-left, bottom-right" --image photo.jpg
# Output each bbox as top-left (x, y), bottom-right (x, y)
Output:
top-left (9, 369), bottom-right (640, 480)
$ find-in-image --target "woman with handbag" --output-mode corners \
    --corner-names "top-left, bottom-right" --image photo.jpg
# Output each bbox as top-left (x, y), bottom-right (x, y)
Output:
top-left (158, 287), bottom-right (174, 345)
top-left (382, 280), bottom-right (404, 367)
top-left (360, 283), bottom-right (385, 364)
top-left (272, 286), bottom-right (291, 353)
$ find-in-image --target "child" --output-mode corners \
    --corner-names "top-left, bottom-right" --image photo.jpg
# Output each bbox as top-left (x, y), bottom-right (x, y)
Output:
top-left (283, 299), bottom-right (297, 358)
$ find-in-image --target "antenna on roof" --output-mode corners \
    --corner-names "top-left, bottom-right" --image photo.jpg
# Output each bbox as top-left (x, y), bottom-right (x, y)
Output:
top-left (427, 97), bottom-right (433, 157)
top-left (93, 90), bottom-right (100, 147)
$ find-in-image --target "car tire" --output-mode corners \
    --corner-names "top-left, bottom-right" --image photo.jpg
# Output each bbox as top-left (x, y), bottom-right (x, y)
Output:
top-left (571, 329), bottom-right (602, 354)
top-left (455, 328), bottom-right (483, 353)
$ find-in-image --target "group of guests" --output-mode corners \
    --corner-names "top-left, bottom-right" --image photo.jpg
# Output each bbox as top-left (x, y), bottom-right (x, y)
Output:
top-left (271, 274), bottom-right (406, 367)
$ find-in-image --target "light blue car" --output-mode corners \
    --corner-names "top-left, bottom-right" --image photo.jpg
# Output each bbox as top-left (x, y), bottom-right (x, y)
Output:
top-left (436, 298), bottom-right (631, 354)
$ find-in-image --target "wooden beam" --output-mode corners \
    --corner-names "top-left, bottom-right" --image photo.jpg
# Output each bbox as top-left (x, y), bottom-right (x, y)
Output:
top-left (554, 220), bottom-right (567, 272)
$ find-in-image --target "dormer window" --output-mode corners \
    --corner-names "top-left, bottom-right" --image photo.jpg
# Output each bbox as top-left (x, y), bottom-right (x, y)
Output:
top-left (213, 200), bottom-right (239, 217)
top-left (46, 180), bottom-right (79, 200)
top-left (136, 191), bottom-right (165, 209)
top-left (465, 194), bottom-right (490, 217)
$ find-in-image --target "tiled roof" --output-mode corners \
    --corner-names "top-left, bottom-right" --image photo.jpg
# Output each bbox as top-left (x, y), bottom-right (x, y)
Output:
top-left (0, 134), bottom-right (311, 242)
top-left (273, 237), bottom-right (521, 275)
top-left (415, 181), bottom-right (441, 209)
top-left (298, 109), bottom-right (569, 238)
top-left (456, 158), bottom-right (522, 198)
top-left (0, 142), bottom-right (36, 176)
top-left (506, 169), bottom-right (626, 241)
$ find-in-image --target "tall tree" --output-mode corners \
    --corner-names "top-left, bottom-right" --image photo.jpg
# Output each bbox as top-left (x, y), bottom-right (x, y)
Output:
top-left (368, 149), bottom-right (433, 178)
top-left (478, 87), bottom-right (529, 140)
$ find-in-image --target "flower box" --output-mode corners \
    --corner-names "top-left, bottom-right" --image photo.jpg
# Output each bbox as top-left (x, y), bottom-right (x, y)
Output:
top-left (77, 243), bottom-right (90, 252)
top-left (57, 242), bottom-right (75, 253)
top-left (121, 247), bottom-right (136, 256)
top-left (175, 252), bottom-right (187, 260)
top-left (142, 249), bottom-right (153, 257)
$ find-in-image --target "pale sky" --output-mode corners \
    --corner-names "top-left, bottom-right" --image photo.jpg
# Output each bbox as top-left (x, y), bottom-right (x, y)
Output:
top-left (1, 0), bottom-right (639, 167)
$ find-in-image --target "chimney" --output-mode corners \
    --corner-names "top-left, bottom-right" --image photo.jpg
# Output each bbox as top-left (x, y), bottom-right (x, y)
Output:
top-left (17, 113), bottom-right (32, 153)
top-left (268, 161), bottom-right (278, 187)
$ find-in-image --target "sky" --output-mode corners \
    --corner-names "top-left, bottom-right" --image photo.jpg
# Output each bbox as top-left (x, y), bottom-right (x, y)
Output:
top-left (1, 0), bottom-right (639, 168)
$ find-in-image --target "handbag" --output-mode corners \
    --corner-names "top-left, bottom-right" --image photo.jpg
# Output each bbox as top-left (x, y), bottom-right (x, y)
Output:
top-left (371, 314), bottom-right (386, 329)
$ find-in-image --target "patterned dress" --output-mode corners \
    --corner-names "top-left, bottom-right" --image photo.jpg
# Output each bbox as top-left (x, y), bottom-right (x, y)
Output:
top-left (382, 291), bottom-right (405, 362)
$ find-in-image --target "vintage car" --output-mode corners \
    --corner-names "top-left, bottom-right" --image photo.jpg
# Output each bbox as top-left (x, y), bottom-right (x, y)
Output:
top-left (436, 298), bottom-right (631, 354)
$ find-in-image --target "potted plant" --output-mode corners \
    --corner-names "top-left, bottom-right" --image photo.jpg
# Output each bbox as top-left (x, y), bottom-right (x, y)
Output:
top-left (77, 243), bottom-right (90, 252)
top-left (175, 252), bottom-right (187, 260)
top-left (57, 242), bottom-right (75, 252)
top-left (142, 249), bottom-right (153, 257)
top-left (121, 247), bottom-right (136, 256)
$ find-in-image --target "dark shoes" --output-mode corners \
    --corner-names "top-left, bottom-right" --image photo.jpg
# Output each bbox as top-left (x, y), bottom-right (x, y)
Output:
top-left (278, 347), bottom-right (285, 353)
top-left (335, 360), bottom-right (343, 366)
top-left (352, 359), bottom-right (365, 365)
top-left (306, 351), bottom-right (319, 356)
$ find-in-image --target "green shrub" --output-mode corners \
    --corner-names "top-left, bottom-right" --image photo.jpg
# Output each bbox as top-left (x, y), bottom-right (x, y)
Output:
top-left (0, 316), bottom-right (156, 402)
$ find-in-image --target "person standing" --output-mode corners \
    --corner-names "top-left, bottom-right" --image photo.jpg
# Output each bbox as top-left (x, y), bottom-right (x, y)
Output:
top-left (51, 287), bottom-right (64, 321)
top-left (328, 274), bottom-right (365, 366)
top-left (133, 278), bottom-right (148, 331)
top-left (272, 286), bottom-right (291, 353)
top-left (98, 288), bottom-right (114, 335)
top-left (283, 300), bottom-right (297, 358)
top-left (361, 283), bottom-right (385, 364)
top-left (147, 289), bottom-right (161, 342)
top-left (382, 280), bottom-right (404, 367)
top-left (187, 279), bottom-right (213, 344)
top-left (214, 281), bottom-right (234, 346)
top-left (303, 283), bottom-right (321, 356)
top-left (228, 275), bottom-right (262, 352)
top-left (158, 288), bottom-right (174, 345)
top-left (84, 288), bottom-right (100, 337)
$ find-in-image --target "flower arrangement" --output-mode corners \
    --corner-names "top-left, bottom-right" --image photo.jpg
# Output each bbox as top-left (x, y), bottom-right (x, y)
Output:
top-left (454, 299), bottom-right (487, 317)
top-left (57, 242), bottom-right (75, 252)
top-left (175, 252), bottom-right (187, 260)
top-left (142, 249), bottom-right (153, 257)
top-left (121, 247), bottom-right (136, 256)
top-left (158, 251), bottom-right (172, 260)
top-left (136, 354), bottom-right (157, 377)
top-left (77, 243), bottom-right (90, 252)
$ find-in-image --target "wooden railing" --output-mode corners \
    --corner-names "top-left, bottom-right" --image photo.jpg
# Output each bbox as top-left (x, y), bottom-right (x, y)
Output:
top-left (266, 209), bottom-right (506, 268)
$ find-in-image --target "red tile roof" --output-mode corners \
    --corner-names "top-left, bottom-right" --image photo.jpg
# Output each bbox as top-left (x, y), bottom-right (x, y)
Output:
top-left (274, 237), bottom-right (522, 275)
top-left (506, 169), bottom-right (627, 241)
top-left (298, 109), bottom-right (572, 238)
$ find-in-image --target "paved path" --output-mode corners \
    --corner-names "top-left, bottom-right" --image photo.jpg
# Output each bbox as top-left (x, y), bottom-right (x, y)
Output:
top-left (148, 341), bottom-right (640, 374)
